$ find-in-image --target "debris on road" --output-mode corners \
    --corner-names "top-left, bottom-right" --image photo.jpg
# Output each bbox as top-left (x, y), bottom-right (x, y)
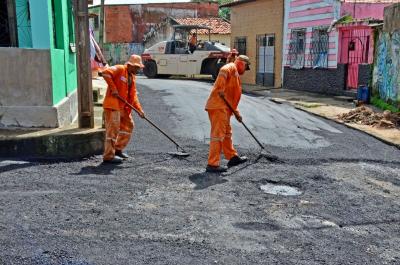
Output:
top-left (338, 106), bottom-right (400, 129)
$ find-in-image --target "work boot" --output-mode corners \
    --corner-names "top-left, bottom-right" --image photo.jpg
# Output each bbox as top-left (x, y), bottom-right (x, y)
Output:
top-left (206, 165), bottom-right (228, 173)
top-left (227, 155), bottom-right (248, 167)
top-left (103, 156), bottom-right (123, 164)
top-left (115, 150), bottom-right (130, 159)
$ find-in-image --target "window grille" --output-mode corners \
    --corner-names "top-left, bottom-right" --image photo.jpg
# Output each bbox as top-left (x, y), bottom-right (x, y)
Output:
top-left (287, 29), bottom-right (306, 69)
top-left (234, 36), bottom-right (247, 55)
top-left (309, 27), bottom-right (329, 68)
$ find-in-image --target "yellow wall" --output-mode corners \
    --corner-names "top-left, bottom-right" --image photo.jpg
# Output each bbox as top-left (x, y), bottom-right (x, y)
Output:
top-left (198, 34), bottom-right (231, 48)
top-left (230, 0), bottom-right (284, 87)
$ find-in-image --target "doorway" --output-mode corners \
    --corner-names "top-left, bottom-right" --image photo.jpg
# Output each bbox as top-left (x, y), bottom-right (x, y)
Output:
top-left (339, 27), bottom-right (371, 89)
top-left (256, 34), bottom-right (275, 87)
top-left (0, 0), bottom-right (12, 47)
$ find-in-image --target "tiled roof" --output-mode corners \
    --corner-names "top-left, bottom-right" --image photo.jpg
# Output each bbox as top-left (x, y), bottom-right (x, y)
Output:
top-left (174, 17), bottom-right (231, 34)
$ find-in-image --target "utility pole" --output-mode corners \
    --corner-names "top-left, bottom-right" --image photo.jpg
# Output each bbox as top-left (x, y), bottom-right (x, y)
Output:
top-left (99, 0), bottom-right (105, 50)
top-left (73, 0), bottom-right (94, 128)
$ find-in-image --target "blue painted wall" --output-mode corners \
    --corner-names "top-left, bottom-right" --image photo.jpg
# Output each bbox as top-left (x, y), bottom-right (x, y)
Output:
top-left (15, 0), bottom-right (32, 47)
top-left (373, 30), bottom-right (400, 103)
top-left (29, 0), bottom-right (52, 49)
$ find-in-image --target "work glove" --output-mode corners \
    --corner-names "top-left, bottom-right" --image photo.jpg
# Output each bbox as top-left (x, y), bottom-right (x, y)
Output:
top-left (111, 90), bottom-right (119, 97)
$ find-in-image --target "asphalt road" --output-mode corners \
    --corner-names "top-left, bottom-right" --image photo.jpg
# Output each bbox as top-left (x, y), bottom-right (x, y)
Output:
top-left (1, 77), bottom-right (400, 265)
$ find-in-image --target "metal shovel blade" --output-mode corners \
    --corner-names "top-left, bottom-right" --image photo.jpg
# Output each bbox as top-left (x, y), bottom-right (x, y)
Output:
top-left (258, 149), bottom-right (280, 162)
top-left (167, 151), bottom-right (190, 158)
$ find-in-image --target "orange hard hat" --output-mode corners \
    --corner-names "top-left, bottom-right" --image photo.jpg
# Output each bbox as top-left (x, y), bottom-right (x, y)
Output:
top-left (126, 54), bottom-right (144, 68)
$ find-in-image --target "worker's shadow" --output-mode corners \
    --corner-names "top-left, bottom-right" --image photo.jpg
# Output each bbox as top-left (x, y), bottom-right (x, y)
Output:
top-left (74, 162), bottom-right (122, 176)
top-left (0, 162), bottom-right (33, 174)
top-left (188, 172), bottom-right (228, 190)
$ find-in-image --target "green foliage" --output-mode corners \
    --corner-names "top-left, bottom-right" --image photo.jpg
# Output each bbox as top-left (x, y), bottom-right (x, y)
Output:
top-left (218, 0), bottom-right (232, 20)
top-left (336, 14), bottom-right (354, 25)
top-left (219, 7), bottom-right (230, 20)
top-left (371, 96), bottom-right (400, 113)
top-left (189, 0), bottom-right (232, 20)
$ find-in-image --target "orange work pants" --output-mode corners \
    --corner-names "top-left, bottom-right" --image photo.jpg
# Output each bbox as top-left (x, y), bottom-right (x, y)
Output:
top-left (207, 109), bottom-right (238, 166)
top-left (103, 109), bottom-right (134, 160)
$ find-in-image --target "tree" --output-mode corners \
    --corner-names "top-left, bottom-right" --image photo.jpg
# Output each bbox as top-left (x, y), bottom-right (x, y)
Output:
top-left (218, 0), bottom-right (232, 20)
top-left (190, 0), bottom-right (232, 20)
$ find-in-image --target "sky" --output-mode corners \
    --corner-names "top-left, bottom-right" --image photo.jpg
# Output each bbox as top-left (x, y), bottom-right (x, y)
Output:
top-left (90, 0), bottom-right (192, 6)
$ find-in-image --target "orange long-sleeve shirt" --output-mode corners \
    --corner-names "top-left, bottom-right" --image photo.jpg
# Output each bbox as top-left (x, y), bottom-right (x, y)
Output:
top-left (101, 65), bottom-right (143, 112)
top-left (205, 63), bottom-right (242, 115)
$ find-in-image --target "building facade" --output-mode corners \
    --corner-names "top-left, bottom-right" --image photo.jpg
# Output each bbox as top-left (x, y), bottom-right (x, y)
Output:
top-left (283, 0), bottom-right (400, 95)
top-left (89, 1), bottom-right (219, 64)
top-left (373, 3), bottom-right (400, 104)
top-left (0, 0), bottom-right (77, 128)
top-left (223, 0), bottom-right (284, 87)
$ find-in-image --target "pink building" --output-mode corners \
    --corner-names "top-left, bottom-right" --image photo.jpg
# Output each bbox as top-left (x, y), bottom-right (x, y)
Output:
top-left (283, 0), bottom-right (400, 94)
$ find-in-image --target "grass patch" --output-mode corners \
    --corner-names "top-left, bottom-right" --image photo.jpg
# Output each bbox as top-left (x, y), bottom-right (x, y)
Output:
top-left (371, 96), bottom-right (400, 113)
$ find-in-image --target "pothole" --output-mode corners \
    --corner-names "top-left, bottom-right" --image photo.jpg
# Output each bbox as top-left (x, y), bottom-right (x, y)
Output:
top-left (260, 183), bottom-right (302, 196)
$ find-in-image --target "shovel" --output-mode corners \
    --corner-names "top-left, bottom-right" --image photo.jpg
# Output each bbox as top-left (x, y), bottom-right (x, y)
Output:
top-left (116, 95), bottom-right (190, 157)
top-left (220, 95), bottom-right (279, 162)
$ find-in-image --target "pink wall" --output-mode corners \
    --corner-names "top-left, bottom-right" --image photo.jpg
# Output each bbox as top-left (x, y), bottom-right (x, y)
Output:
top-left (341, 3), bottom-right (391, 20)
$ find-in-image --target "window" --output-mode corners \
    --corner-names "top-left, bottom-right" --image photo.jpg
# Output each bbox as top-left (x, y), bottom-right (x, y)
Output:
top-left (287, 29), bottom-right (306, 69)
top-left (234, 36), bottom-right (247, 55)
top-left (309, 27), bottom-right (329, 68)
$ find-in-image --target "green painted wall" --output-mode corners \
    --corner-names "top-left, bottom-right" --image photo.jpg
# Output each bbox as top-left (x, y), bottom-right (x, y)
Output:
top-left (46, 0), bottom-right (64, 104)
top-left (15, 0), bottom-right (32, 47)
top-left (47, 0), bottom-right (77, 104)
top-left (15, 0), bottom-right (77, 105)
top-left (50, 0), bottom-right (78, 104)
top-left (51, 49), bottom-right (67, 104)
top-left (65, 0), bottom-right (77, 96)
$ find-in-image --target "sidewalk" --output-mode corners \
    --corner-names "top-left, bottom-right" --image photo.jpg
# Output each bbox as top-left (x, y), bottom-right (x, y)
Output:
top-left (242, 85), bottom-right (400, 149)
top-left (0, 82), bottom-right (105, 160)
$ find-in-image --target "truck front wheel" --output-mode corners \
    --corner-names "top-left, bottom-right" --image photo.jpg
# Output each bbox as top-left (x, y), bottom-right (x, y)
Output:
top-left (212, 62), bottom-right (225, 80)
top-left (143, 61), bottom-right (158, 78)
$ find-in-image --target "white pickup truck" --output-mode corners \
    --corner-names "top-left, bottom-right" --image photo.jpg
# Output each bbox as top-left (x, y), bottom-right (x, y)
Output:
top-left (141, 25), bottom-right (237, 80)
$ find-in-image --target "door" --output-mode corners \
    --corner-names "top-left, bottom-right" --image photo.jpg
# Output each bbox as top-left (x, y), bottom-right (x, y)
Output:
top-left (0, 0), bottom-right (18, 47)
top-left (256, 34), bottom-right (275, 87)
top-left (339, 28), bottom-right (371, 89)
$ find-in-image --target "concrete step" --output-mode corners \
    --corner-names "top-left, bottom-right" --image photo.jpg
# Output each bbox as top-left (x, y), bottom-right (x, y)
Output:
top-left (0, 127), bottom-right (104, 160)
top-left (0, 106), bottom-right (105, 160)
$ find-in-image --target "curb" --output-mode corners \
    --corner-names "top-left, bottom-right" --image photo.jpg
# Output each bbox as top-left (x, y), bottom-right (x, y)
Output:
top-left (293, 105), bottom-right (400, 150)
top-left (0, 128), bottom-right (105, 160)
top-left (241, 89), bottom-right (399, 149)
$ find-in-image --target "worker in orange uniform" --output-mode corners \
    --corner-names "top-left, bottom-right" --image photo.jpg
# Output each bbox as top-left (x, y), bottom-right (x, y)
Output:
top-left (101, 54), bottom-right (145, 164)
top-left (189, 32), bottom-right (197, 53)
top-left (205, 55), bottom-right (251, 173)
